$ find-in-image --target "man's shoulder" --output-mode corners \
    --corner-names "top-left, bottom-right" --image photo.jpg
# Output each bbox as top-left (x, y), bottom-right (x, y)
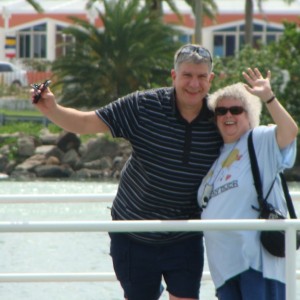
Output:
top-left (138, 87), bottom-right (173, 101)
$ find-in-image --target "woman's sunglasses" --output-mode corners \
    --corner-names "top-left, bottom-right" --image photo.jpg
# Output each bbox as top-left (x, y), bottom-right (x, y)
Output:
top-left (215, 106), bottom-right (246, 116)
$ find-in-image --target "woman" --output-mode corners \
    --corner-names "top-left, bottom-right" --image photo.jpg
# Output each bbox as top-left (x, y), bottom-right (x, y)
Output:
top-left (197, 67), bottom-right (298, 300)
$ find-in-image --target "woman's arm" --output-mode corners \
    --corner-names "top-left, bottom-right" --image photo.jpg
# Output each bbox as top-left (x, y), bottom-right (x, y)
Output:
top-left (243, 68), bottom-right (298, 149)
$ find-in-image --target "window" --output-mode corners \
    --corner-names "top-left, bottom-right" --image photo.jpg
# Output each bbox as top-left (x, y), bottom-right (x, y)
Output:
top-left (17, 23), bottom-right (47, 59)
top-left (56, 25), bottom-right (75, 58)
top-left (213, 22), bottom-right (283, 57)
top-left (178, 34), bottom-right (191, 44)
top-left (214, 35), bottom-right (224, 57)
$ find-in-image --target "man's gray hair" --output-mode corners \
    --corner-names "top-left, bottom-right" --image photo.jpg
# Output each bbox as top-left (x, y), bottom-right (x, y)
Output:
top-left (174, 44), bottom-right (213, 72)
top-left (208, 82), bottom-right (262, 128)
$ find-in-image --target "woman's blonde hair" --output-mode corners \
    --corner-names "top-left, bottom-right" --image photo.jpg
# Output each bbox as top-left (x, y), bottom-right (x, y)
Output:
top-left (208, 82), bottom-right (262, 128)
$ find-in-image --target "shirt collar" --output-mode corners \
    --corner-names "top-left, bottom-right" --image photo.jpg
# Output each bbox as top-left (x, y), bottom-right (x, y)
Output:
top-left (171, 88), bottom-right (214, 123)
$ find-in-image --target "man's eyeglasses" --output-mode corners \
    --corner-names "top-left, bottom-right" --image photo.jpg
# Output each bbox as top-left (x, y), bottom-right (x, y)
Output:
top-left (215, 106), bottom-right (246, 116)
top-left (177, 45), bottom-right (212, 63)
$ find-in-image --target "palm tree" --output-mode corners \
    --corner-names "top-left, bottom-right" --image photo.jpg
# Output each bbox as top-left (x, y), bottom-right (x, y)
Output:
top-left (185, 0), bottom-right (218, 44)
top-left (144, 0), bottom-right (181, 19)
top-left (244, 0), bottom-right (295, 46)
top-left (52, 0), bottom-right (181, 108)
top-left (86, 0), bottom-right (217, 43)
top-left (143, 0), bottom-right (218, 44)
top-left (25, 0), bottom-right (44, 12)
top-left (86, 0), bottom-right (181, 19)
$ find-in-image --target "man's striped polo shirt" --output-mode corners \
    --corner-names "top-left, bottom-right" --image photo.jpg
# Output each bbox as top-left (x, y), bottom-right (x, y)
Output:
top-left (96, 87), bottom-right (223, 243)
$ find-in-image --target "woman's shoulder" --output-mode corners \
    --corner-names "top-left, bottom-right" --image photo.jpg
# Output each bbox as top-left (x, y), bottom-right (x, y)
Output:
top-left (252, 125), bottom-right (277, 138)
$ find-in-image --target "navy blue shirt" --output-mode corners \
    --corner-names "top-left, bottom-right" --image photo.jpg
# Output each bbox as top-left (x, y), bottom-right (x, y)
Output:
top-left (96, 87), bottom-right (223, 243)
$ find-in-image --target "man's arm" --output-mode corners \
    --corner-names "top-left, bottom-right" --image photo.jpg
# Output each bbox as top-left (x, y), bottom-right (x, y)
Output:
top-left (31, 86), bottom-right (110, 134)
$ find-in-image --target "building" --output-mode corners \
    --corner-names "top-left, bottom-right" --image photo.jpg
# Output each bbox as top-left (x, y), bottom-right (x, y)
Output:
top-left (0, 0), bottom-right (299, 64)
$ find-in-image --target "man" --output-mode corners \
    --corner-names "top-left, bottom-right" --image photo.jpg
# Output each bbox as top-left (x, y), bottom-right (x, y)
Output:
top-left (32, 44), bottom-right (223, 300)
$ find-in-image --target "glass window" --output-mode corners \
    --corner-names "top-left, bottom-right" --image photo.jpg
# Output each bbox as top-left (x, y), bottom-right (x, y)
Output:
top-left (56, 25), bottom-right (75, 58)
top-left (253, 24), bottom-right (263, 31)
top-left (239, 34), bottom-right (245, 50)
top-left (213, 35), bottom-right (224, 57)
top-left (17, 23), bottom-right (47, 59)
top-left (266, 26), bottom-right (282, 32)
top-left (217, 26), bottom-right (237, 32)
top-left (18, 34), bottom-right (31, 58)
top-left (213, 22), bottom-right (284, 57)
top-left (266, 34), bottom-right (276, 43)
top-left (33, 34), bottom-right (46, 58)
top-left (178, 34), bottom-right (191, 43)
top-left (33, 23), bottom-right (47, 32)
top-left (225, 35), bottom-right (235, 56)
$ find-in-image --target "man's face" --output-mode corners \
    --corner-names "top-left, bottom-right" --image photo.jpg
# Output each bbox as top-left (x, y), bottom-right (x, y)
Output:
top-left (171, 62), bottom-right (214, 109)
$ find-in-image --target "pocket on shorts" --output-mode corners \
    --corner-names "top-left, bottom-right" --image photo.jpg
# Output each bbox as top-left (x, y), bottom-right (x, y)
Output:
top-left (109, 233), bottom-right (131, 282)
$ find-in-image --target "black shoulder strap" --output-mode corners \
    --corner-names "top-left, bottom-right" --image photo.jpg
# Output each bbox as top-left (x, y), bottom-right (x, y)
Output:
top-left (280, 172), bottom-right (298, 219)
top-left (247, 130), bottom-right (297, 218)
top-left (247, 130), bottom-right (264, 207)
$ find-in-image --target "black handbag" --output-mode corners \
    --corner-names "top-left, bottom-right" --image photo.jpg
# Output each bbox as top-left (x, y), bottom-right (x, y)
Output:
top-left (248, 130), bottom-right (300, 257)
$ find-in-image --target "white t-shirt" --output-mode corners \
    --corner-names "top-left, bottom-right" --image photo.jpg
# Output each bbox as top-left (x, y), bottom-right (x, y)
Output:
top-left (197, 126), bottom-right (296, 288)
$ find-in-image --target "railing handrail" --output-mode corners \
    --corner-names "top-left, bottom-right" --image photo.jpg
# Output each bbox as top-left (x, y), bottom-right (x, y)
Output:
top-left (1, 219), bottom-right (300, 232)
top-left (0, 193), bottom-right (116, 203)
top-left (0, 191), bottom-right (298, 204)
top-left (1, 271), bottom-right (299, 283)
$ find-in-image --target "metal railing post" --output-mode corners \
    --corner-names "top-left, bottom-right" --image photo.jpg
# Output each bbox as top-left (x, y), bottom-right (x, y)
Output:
top-left (286, 227), bottom-right (297, 300)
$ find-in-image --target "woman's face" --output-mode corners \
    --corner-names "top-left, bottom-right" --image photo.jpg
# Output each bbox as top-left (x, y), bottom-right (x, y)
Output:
top-left (215, 97), bottom-right (250, 143)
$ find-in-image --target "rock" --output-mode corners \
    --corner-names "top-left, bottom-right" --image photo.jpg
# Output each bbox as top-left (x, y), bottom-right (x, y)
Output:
top-left (45, 146), bottom-right (64, 161)
top-left (71, 168), bottom-right (104, 179)
top-left (0, 154), bottom-right (9, 172)
top-left (0, 130), bottom-right (133, 180)
top-left (35, 145), bottom-right (57, 155)
top-left (3, 129), bottom-right (299, 182)
top-left (34, 165), bottom-right (74, 178)
top-left (10, 170), bottom-right (37, 179)
top-left (0, 144), bottom-right (10, 156)
top-left (15, 154), bottom-right (46, 171)
top-left (46, 156), bottom-right (60, 165)
top-left (39, 128), bottom-right (59, 145)
top-left (61, 149), bottom-right (81, 169)
top-left (0, 133), bottom-right (20, 144)
top-left (17, 136), bottom-right (36, 157)
top-left (82, 157), bottom-right (113, 170)
top-left (57, 132), bottom-right (81, 152)
top-left (80, 138), bottom-right (120, 163)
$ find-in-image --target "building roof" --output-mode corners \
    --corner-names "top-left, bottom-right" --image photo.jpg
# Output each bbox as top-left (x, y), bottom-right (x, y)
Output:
top-left (0, 0), bottom-right (299, 29)
top-left (1, 0), bottom-right (300, 14)
top-left (217, 0), bottom-right (300, 14)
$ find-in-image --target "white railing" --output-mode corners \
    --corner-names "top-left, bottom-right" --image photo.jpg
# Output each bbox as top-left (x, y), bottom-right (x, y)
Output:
top-left (0, 192), bottom-right (299, 203)
top-left (0, 193), bottom-right (300, 300)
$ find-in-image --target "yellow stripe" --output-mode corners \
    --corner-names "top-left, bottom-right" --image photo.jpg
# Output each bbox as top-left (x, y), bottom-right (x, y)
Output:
top-left (6, 38), bottom-right (16, 46)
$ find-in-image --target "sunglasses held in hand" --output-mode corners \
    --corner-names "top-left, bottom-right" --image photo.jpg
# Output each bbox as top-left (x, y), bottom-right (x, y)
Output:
top-left (31, 79), bottom-right (51, 103)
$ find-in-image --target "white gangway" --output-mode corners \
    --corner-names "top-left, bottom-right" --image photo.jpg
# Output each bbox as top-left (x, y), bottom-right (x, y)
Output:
top-left (1, 192), bottom-right (300, 300)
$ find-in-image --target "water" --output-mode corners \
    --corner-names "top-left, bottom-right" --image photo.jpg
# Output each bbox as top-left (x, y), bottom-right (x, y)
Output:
top-left (0, 180), bottom-right (299, 300)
